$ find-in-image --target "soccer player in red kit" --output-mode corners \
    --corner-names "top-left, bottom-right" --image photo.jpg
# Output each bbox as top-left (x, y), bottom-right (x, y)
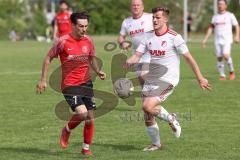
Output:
top-left (36, 12), bottom-right (106, 156)
top-left (53, 0), bottom-right (72, 41)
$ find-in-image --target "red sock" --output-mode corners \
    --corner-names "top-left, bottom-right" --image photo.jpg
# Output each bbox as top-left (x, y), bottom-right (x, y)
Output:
top-left (67, 114), bottom-right (82, 130)
top-left (83, 121), bottom-right (94, 145)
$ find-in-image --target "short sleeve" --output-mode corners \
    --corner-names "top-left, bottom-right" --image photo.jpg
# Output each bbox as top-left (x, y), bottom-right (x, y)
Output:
top-left (210, 16), bottom-right (215, 28)
top-left (136, 38), bottom-right (147, 54)
top-left (119, 20), bottom-right (127, 36)
top-left (47, 39), bottom-right (64, 58)
top-left (174, 34), bottom-right (189, 55)
top-left (89, 43), bottom-right (96, 57)
top-left (230, 13), bottom-right (238, 26)
top-left (87, 37), bottom-right (96, 57)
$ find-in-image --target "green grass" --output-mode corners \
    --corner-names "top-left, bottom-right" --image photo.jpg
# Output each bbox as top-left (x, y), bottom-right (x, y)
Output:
top-left (0, 36), bottom-right (240, 160)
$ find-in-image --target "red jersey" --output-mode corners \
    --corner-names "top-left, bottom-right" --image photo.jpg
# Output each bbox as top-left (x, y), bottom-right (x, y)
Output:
top-left (55, 11), bottom-right (72, 37)
top-left (48, 34), bottom-right (96, 90)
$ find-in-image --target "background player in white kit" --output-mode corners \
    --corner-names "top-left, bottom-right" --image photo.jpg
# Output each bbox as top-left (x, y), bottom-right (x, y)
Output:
top-left (125, 6), bottom-right (211, 151)
top-left (202, 0), bottom-right (239, 80)
top-left (118, 0), bottom-right (153, 83)
top-left (117, 0), bottom-right (163, 151)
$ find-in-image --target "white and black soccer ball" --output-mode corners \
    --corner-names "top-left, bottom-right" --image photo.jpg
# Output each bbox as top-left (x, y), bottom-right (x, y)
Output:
top-left (113, 78), bottom-right (134, 99)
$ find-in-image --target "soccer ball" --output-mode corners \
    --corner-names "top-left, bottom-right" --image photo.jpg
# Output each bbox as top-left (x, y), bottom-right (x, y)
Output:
top-left (113, 78), bottom-right (134, 99)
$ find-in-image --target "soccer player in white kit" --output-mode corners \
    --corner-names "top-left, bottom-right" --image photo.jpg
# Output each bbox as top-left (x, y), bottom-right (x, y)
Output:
top-left (118, 0), bottom-right (153, 84)
top-left (125, 6), bottom-right (211, 151)
top-left (202, 0), bottom-right (239, 80)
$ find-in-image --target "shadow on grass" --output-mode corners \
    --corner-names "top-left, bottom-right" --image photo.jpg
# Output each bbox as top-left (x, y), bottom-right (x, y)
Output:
top-left (73, 142), bottom-right (140, 152)
top-left (0, 147), bottom-right (81, 159)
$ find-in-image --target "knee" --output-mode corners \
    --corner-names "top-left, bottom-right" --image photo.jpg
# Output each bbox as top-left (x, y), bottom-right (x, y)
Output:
top-left (142, 102), bottom-right (153, 114)
top-left (217, 57), bottom-right (223, 61)
top-left (85, 117), bottom-right (94, 125)
top-left (75, 105), bottom-right (88, 119)
top-left (223, 54), bottom-right (229, 60)
top-left (76, 111), bottom-right (88, 120)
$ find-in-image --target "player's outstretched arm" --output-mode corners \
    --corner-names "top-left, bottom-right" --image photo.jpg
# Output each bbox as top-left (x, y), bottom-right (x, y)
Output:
top-left (53, 20), bottom-right (58, 42)
top-left (118, 35), bottom-right (131, 51)
top-left (234, 25), bottom-right (240, 43)
top-left (36, 55), bottom-right (53, 94)
top-left (201, 27), bottom-right (213, 48)
top-left (89, 56), bottom-right (106, 80)
top-left (124, 52), bottom-right (143, 69)
top-left (183, 52), bottom-right (212, 91)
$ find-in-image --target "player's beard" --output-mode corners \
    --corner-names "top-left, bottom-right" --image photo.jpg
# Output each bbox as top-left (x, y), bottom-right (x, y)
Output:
top-left (72, 30), bottom-right (86, 39)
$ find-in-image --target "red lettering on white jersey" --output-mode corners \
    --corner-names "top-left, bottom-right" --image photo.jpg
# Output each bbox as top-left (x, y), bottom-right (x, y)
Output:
top-left (129, 28), bottom-right (144, 36)
top-left (149, 50), bottom-right (166, 56)
top-left (214, 22), bottom-right (226, 26)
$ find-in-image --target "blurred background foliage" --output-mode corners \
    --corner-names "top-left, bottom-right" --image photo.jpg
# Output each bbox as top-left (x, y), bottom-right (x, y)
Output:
top-left (0, 0), bottom-right (239, 40)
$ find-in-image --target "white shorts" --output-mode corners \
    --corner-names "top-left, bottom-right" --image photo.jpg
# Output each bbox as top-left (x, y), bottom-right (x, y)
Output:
top-left (214, 43), bottom-right (231, 57)
top-left (142, 80), bottom-right (174, 102)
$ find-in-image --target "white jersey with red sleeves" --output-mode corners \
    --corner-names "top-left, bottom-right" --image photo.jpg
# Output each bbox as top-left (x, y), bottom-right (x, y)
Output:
top-left (48, 34), bottom-right (96, 90)
top-left (120, 13), bottom-right (153, 63)
top-left (136, 29), bottom-right (189, 86)
top-left (211, 11), bottom-right (238, 44)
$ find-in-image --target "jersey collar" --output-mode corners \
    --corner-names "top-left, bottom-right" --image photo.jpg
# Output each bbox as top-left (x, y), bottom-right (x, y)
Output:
top-left (132, 12), bottom-right (144, 19)
top-left (155, 27), bottom-right (169, 36)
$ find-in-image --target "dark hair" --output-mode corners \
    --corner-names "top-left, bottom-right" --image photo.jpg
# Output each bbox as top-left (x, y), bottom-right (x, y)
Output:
top-left (59, 0), bottom-right (69, 6)
top-left (70, 12), bottom-right (90, 25)
top-left (152, 6), bottom-right (170, 17)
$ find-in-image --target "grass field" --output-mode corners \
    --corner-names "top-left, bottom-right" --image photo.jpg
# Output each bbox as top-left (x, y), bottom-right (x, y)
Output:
top-left (0, 36), bottom-right (240, 160)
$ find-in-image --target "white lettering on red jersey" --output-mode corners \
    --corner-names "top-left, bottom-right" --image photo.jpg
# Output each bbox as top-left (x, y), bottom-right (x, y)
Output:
top-left (137, 29), bottom-right (189, 86)
top-left (55, 11), bottom-right (73, 37)
top-left (210, 11), bottom-right (238, 44)
top-left (48, 34), bottom-right (96, 90)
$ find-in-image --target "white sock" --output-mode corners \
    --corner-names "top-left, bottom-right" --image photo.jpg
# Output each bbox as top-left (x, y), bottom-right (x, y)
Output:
top-left (227, 57), bottom-right (234, 72)
top-left (146, 123), bottom-right (160, 146)
top-left (217, 61), bottom-right (226, 77)
top-left (157, 106), bottom-right (173, 122)
top-left (82, 143), bottom-right (89, 150)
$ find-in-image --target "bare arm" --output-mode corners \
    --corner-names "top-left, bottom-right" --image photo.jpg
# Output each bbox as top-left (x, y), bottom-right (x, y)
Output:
top-left (53, 20), bottom-right (58, 41)
top-left (202, 27), bottom-right (213, 48)
top-left (183, 52), bottom-right (211, 90)
top-left (234, 25), bottom-right (240, 43)
top-left (124, 52), bottom-right (143, 69)
top-left (118, 34), bottom-right (131, 50)
top-left (89, 56), bottom-right (106, 80)
top-left (36, 55), bottom-right (54, 94)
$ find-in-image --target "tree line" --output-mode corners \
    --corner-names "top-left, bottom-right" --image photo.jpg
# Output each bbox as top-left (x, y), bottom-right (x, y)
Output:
top-left (0, 0), bottom-right (239, 40)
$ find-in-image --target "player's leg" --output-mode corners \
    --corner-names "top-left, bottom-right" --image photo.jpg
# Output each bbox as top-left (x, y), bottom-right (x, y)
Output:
top-left (81, 82), bottom-right (96, 155)
top-left (142, 81), bottom-right (181, 138)
top-left (137, 58), bottom-right (162, 151)
top-left (138, 72), bottom-right (162, 151)
top-left (143, 112), bottom-right (163, 151)
top-left (60, 93), bottom-right (88, 149)
top-left (143, 96), bottom-right (181, 138)
top-left (215, 43), bottom-right (226, 80)
top-left (82, 109), bottom-right (94, 155)
top-left (223, 43), bottom-right (235, 80)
